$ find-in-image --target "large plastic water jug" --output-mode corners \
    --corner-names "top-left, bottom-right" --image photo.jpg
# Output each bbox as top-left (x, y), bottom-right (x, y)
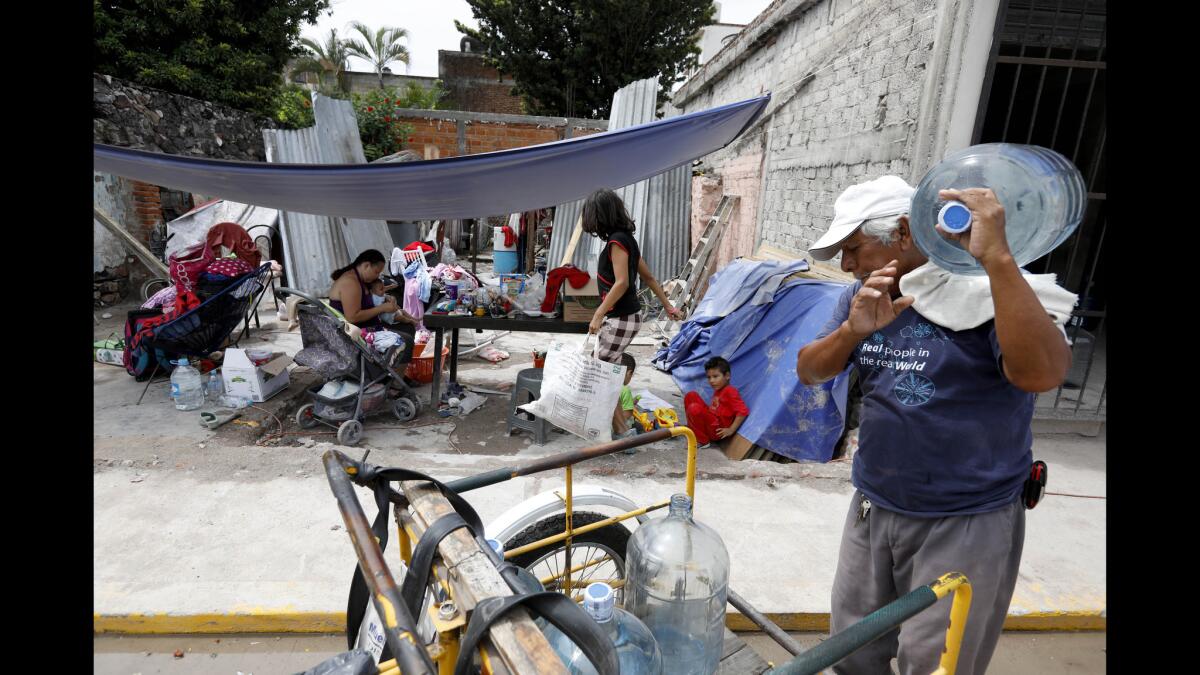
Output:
top-left (544, 582), bottom-right (663, 674)
top-left (625, 494), bottom-right (729, 675)
top-left (909, 143), bottom-right (1086, 275)
top-left (170, 359), bottom-right (204, 410)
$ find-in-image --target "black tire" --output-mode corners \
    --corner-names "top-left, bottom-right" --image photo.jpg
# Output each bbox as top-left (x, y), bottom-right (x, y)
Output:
top-left (141, 278), bottom-right (170, 301)
top-left (504, 511), bottom-right (632, 602)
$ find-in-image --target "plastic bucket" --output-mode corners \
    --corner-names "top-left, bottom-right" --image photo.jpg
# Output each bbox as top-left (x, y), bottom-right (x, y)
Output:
top-left (493, 250), bottom-right (519, 274)
top-left (406, 343), bottom-right (450, 384)
top-left (493, 226), bottom-right (517, 252)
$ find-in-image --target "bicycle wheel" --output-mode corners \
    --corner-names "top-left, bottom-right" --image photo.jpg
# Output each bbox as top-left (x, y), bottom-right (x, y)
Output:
top-left (504, 511), bottom-right (632, 603)
top-left (141, 278), bottom-right (170, 301)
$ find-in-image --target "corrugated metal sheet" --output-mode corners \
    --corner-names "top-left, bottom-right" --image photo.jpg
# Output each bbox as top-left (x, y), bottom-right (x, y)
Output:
top-left (548, 78), bottom-right (691, 281)
top-left (262, 94), bottom-right (392, 296)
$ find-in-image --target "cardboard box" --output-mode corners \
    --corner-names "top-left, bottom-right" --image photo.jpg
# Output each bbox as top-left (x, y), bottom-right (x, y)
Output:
top-left (222, 348), bottom-right (292, 402)
top-left (562, 276), bottom-right (601, 322)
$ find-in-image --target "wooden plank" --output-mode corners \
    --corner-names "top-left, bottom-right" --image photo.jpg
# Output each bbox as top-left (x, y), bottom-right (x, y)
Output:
top-left (399, 481), bottom-right (567, 675)
top-left (93, 206), bottom-right (170, 278)
top-left (719, 628), bottom-right (770, 674)
top-left (559, 215), bottom-right (584, 267)
top-left (722, 433), bottom-right (756, 461)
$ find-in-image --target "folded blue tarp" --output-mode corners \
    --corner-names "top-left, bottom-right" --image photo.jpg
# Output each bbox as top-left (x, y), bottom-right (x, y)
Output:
top-left (655, 260), bottom-right (852, 462)
top-left (93, 95), bottom-right (769, 221)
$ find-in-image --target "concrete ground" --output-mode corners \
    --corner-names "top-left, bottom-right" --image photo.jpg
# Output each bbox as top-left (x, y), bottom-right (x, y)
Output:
top-left (94, 301), bottom-right (1106, 637)
top-left (92, 631), bottom-right (1106, 674)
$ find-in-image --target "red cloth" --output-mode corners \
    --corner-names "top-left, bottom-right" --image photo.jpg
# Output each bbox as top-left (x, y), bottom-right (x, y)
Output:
top-left (541, 265), bottom-right (591, 313)
top-left (128, 290), bottom-right (202, 356)
top-left (206, 222), bottom-right (261, 268)
top-left (501, 225), bottom-right (517, 248)
top-left (404, 241), bottom-right (435, 252)
top-left (683, 386), bottom-right (750, 445)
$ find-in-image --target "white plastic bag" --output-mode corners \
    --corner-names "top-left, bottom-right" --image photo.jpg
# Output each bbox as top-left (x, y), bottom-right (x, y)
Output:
top-left (519, 336), bottom-right (626, 443)
top-left (513, 274), bottom-right (546, 315)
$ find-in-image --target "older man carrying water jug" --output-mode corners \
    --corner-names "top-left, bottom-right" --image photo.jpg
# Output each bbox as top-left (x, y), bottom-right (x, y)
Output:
top-left (796, 175), bottom-right (1076, 674)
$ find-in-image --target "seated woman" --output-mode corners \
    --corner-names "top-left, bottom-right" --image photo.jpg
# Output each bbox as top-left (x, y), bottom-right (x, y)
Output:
top-left (328, 250), bottom-right (416, 362)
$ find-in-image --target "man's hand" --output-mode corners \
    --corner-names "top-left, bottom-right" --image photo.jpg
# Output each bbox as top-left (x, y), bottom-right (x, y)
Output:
top-left (665, 304), bottom-right (685, 321)
top-left (937, 188), bottom-right (1014, 268)
top-left (715, 427), bottom-right (732, 440)
top-left (588, 311), bottom-right (604, 335)
top-left (845, 260), bottom-right (915, 339)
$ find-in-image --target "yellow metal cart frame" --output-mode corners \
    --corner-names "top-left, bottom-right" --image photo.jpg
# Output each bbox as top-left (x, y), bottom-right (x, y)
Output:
top-left (323, 426), bottom-right (973, 675)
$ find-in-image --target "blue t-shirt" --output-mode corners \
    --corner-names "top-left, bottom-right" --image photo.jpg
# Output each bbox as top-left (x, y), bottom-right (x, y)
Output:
top-left (816, 281), bottom-right (1034, 517)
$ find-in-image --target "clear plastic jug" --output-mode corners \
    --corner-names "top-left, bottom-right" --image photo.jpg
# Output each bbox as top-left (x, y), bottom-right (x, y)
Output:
top-left (170, 359), bottom-right (204, 411)
top-left (625, 494), bottom-right (729, 675)
top-left (909, 143), bottom-right (1087, 275)
top-left (544, 582), bottom-right (663, 674)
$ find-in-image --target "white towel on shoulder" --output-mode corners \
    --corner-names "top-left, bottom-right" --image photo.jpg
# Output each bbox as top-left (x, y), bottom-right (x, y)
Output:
top-left (898, 261), bottom-right (1078, 332)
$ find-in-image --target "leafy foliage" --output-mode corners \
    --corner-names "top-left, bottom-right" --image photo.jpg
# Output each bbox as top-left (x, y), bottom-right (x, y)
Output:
top-left (344, 22), bottom-right (411, 89)
top-left (353, 89), bottom-right (416, 161)
top-left (272, 84), bottom-right (316, 129)
top-left (293, 28), bottom-right (352, 96)
top-left (93, 0), bottom-right (332, 116)
top-left (456, 0), bottom-right (715, 118)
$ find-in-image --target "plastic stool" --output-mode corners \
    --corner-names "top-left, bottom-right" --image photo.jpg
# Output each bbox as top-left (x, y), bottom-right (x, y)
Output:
top-left (506, 368), bottom-right (549, 445)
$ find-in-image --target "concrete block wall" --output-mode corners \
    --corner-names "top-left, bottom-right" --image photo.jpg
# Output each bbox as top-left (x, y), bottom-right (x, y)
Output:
top-left (675, 0), bottom-right (942, 263)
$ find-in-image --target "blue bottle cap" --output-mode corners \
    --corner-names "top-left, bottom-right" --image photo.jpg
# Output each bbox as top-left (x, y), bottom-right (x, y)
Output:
top-left (937, 201), bottom-right (972, 234)
top-left (486, 538), bottom-right (503, 556)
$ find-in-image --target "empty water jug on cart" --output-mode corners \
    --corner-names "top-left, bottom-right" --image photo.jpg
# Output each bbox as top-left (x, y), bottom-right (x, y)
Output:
top-left (909, 143), bottom-right (1087, 275)
top-left (625, 494), bottom-right (729, 675)
top-left (544, 582), bottom-right (663, 674)
top-left (170, 359), bottom-right (204, 411)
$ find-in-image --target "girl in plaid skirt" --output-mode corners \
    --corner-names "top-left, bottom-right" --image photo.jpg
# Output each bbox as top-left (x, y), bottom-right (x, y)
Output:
top-left (582, 189), bottom-right (684, 434)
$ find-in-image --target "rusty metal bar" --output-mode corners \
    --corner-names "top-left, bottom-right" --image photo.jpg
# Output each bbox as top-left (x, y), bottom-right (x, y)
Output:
top-left (1023, 0), bottom-right (1062, 145)
top-left (1001, 0), bottom-right (1040, 141)
top-left (322, 450), bottom-right (436, 675)
top-left (446, 429), bottom-right (675, 494)
top-left (728, 588), bottom-right (805, 657)
top-left (995, 56), bottom-right (1106, 69)
top-left (1072, 313), bottom-right (1104, 415)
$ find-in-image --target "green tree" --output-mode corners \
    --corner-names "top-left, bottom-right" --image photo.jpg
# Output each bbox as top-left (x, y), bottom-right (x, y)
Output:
top-left (94, 0), bottom-right (331, 117)
top-left (456, 0), bottom-right (715, 118)
top-left (344, 22), bottom-right (411, 90)
top-left (293, 28), bottom-right (352, 96)
top-left (352, 89), bottom-right (415, 161)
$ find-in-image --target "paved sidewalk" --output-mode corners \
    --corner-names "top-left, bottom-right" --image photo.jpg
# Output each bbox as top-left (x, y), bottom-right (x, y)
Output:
top-left (93, 306), bottom-right (1106, 634)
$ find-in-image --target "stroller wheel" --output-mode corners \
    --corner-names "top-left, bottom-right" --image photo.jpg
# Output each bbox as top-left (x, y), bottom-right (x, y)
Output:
top-left (393, 396), bottom-right (418, 422)
top-left (296, 403), bottom-right (321, 429)
top-left (337, 419), bottom-right (364, 446)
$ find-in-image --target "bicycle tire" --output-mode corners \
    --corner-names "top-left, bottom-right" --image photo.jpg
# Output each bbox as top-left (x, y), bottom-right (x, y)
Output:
top-left (504, 511), bottom-right (632, 594)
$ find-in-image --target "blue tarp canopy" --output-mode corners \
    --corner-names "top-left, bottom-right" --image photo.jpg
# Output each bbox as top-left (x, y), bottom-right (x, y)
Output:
top-left (654, 259), bottom-right (853, 462)
top-left (93, 95), bottom-right (769, 220)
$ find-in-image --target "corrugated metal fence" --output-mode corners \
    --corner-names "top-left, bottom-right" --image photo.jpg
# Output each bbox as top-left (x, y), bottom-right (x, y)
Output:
top-left (262, 94), bottom-right (394, 296)
top-left (548, 78), bottom-right (692, 283)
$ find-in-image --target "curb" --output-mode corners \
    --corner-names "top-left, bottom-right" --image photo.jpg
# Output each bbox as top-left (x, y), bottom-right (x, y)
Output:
top-left (95, 610), bottom-right (1105, 635)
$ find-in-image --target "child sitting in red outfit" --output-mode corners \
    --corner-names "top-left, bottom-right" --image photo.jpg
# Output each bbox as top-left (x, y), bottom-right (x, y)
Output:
top-left (684, 357), bottom-right (750, 446)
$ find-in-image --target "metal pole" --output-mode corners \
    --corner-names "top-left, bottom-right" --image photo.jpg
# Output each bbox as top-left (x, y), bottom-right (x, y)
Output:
top-left (727, 588), bottom-right (805, 657)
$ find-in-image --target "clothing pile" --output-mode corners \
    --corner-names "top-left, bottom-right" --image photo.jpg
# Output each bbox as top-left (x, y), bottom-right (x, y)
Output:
top-left (363, 329), bottom-right (405, 354)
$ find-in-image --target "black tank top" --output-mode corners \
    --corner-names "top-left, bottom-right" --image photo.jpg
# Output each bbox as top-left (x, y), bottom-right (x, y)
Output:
top-left (596, 231), bottom-right (641, 317)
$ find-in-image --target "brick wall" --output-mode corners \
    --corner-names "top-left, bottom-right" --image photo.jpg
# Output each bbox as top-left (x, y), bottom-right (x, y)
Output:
top-left (393, 110), bottom-right (606, 160)
top-left (674, 0), bottom-right (943, 264)
top-left (438, 50), bottom-right (524, 115)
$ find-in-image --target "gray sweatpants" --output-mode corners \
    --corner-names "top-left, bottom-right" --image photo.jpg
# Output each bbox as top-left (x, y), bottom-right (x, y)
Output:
top-left (830, 491), bottom-right (1025, 675)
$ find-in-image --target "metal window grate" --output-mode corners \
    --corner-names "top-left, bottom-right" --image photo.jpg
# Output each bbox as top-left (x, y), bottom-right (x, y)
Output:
top-left (974, 0), bottom-right (1107, 418)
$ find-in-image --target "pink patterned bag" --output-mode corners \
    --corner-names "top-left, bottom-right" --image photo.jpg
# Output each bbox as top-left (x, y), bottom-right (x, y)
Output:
top-left (168, 241), bottom-right (215, 292)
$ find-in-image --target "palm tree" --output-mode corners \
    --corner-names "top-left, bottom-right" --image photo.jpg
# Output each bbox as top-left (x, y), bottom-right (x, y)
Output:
top-left (293, 28), bottom-right (351, 94)
top-left (344, 21), bottom-right (411, 89)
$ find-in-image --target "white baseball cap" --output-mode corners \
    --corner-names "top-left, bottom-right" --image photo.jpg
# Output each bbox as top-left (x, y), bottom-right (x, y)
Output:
top-left (808, 175), bottom-right (915, 261)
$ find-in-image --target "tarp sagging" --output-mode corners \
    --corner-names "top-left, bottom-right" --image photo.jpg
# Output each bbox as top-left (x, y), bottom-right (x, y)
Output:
top-left (93, 95), bottom-right (769, 221)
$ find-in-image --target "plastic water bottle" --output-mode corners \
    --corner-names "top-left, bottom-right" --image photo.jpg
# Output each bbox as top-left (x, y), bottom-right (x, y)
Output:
top-left (486, 539), bottom-right (546, 596)
top-left (625, 494), bottom-right (728, 675)
top-left (206, 369), bottom-right (225, 404)
top-left (909, 143), bottom-right (1087, 275)
top-left (170, 359), bottom-right (204, 411)
top-left (544, 582), bottom-right (663, 674)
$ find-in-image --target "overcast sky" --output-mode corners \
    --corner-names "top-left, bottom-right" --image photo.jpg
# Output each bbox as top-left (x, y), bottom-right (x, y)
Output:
top-left (304, 0), bottom-right (773, 78)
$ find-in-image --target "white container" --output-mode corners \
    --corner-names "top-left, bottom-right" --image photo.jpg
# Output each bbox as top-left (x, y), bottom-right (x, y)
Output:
top-left (222, 348), bottom-right (292, 402)
top-left (170, 359), bottom-right (204, 411)
top-left (494, 225), bottom-right (518, 252)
